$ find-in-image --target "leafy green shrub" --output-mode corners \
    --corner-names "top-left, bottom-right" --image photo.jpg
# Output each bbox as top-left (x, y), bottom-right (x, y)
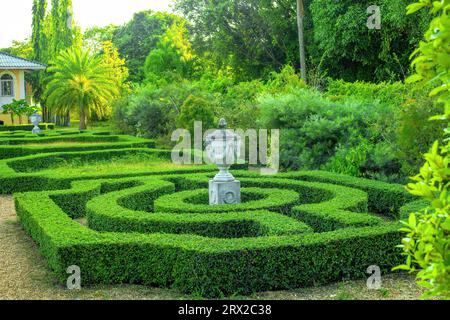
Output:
top-left (395, 97), bottom-right (445, 177)
top-left (325, 80), bottom-right (409, 106)
top-left (176, 94), bottom-right (215, 133)
top-left (257, 88), bottom-right (401, 181)
top-left (326, 79), bottom-right (443, 179)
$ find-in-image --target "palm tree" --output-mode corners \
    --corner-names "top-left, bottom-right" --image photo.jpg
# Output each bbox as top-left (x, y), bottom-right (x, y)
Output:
top-left (45, 47), bottom-right (118, 130)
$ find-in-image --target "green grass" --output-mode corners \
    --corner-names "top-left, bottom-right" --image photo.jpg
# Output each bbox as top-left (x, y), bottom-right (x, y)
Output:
top-left (37, 153), bottom-right (192, 176)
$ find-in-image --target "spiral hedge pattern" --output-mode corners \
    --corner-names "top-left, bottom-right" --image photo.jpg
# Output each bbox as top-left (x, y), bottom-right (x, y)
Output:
top-left (0, 131), bottom-right (422, 297)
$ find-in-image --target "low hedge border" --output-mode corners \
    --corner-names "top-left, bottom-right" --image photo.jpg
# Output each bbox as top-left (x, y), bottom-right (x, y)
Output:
top-left (0, 123), bottom-right (55, 132)
top-left (279, 171), bottom-right (413, 218)
top-left (154, 187), bottom-right (300, 214)
top-left (83, 177), bottom-right (312, 237)
top-left (159, 174), bottom-right (383, 231)
top-left (228, 170), bottom-right (414, 218)
top-left (0, 135), bottom-right (155, 160)
top-left (15, 172), bottom-right (406, 297)
top-left (6, 148), bottom-right (172, 173)
top-left (0, 134), bottom-right (120, 145)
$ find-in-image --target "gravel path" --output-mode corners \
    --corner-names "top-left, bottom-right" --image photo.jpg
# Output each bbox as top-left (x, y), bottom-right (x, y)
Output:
top-left (0, 196), bottom-right (424, 300)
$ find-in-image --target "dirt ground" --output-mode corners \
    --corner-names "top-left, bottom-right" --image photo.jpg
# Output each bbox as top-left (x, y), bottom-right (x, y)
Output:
top-left (0, 195), bottom-right (425, 300)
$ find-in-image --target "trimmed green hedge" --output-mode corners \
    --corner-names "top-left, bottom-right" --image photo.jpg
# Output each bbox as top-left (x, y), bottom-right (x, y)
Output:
top-left (275, 171), bottom-right (413, 218)
top-left (84, 177), bottom-right (312, 237)
top-left (13, 169), bottom-right (419, 297)
top-left (2, 134), bottom-right (420, 297)
top-left (0, 131), bottom-right (153, 164)
top-left (0, 123), bottom-right (55, 131)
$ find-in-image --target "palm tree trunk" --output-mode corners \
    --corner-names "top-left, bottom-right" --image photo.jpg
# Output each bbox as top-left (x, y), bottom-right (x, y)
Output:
top-left (296, 0), bottom-right (307, 83)
top-left (79, 103), bottom-right (87, 130)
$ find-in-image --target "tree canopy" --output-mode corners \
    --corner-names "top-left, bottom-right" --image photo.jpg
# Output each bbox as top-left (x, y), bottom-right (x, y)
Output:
top-left (112, 11), bottom-right (180, 82)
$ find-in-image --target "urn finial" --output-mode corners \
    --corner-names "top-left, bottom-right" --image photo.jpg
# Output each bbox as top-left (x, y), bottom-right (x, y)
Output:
top-left (218, 118), bottom-right (227, 129)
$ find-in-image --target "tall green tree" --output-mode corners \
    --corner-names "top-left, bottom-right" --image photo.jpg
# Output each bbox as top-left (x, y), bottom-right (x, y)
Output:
top-left (0, 40), bottom-right (33, 59)
top-left (31, 0), bottom-right (80, 124)
top-left (144, 20), bottom-right (197, 83)
top-left (31, 0), bottom-right (48, 116)
top-left (45, 48), bottom-right (118, 130)
top-left (112, 10), bottom-right (182, 82)
top-left (84, 25), bottom-right (118, 52)
top-left (175, 0), bottom-right (431, 82)
top-left (49, 0), bottom-right (80, 125)
top-left (174, 0), bottom-right (299, 80)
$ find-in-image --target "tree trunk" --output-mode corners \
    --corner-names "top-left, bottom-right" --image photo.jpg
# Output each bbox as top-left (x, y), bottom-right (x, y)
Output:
top-left (79, 106), bottom-right (87, 131)
top-left (64, 111), bottom-right (70, 127)
top-left (296, 0), bottom-right (307, 83)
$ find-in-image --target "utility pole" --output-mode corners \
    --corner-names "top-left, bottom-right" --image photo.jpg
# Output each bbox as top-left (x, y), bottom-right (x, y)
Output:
top-left (296, 0), bottom-right (307, 83)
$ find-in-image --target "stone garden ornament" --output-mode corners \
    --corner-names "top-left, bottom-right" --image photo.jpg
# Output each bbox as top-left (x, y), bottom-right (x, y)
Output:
top-left (205, 118), bottom-right (242, 205)
top-left (29, 112), bottom-right (42, 134)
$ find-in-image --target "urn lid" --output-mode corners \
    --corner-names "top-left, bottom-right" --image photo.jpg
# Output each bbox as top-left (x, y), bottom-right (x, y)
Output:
top-left (205, 118), bottom-right (237, 141)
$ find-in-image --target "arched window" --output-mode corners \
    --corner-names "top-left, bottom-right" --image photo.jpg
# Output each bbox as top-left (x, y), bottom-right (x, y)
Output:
top-left (1, 74), bottom-right (14, 97)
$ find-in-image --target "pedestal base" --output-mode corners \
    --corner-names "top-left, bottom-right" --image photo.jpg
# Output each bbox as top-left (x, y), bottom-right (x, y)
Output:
top-left (32, 126), bottom-right (41, 134)
top-left (209, 180), bottom-right (241, 205)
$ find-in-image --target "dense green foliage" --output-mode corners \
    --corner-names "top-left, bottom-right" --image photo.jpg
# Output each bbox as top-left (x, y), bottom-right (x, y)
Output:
top-left (309, 0), bottom-right (430, 82)
top-left (395, 0), bottom-right (450, 299)
top-left (257, 79), bottom-right (440, 182)
top-left (174, 0), bottom-right (430, 81)
top-left (112, 11), bottom-right (180, 82)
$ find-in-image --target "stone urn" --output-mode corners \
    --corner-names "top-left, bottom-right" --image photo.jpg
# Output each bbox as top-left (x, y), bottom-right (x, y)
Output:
top-left (205, 118), bottom-right (241, 205)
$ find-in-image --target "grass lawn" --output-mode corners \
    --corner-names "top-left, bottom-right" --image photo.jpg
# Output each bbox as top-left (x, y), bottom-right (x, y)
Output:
top-left (37, 154), bottom-right (191, 176)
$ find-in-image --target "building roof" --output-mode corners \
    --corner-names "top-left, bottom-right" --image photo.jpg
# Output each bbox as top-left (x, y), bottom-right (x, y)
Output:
top-left (0, 52), bottom-right (46, 70)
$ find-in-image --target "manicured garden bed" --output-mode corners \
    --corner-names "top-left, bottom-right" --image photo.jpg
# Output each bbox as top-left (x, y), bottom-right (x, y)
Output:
top-left (0, 130), bottom-right (424, 297)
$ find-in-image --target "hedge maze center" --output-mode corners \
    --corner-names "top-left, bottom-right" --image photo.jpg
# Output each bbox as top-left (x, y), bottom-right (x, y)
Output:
top-left (0, 130), bottom-right (421, 297)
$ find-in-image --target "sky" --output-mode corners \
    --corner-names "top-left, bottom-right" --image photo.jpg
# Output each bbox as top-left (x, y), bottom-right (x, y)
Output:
top-left (0, 0), bottom-right (173, 48)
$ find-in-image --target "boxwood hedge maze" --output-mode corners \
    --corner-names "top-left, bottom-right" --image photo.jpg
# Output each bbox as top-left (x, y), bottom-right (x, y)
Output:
top-left (0, 130), bottom-right (424, 297)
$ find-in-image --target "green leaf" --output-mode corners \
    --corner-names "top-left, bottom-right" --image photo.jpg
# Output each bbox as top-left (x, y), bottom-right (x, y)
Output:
top-left (440, 219), bottom-right (450, 231)
top-left (406, 2), bottom-right (428, 14)
top-left (409, 213), bottom-right (417, 228)
top-left (406, 74), bottom-right (423, 83)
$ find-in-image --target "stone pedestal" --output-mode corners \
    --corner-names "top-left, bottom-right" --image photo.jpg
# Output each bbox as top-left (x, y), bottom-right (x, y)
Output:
top-left (32, 125), bottom-right (41, 135)
top-left (209, 180), bottom-right (241, 205)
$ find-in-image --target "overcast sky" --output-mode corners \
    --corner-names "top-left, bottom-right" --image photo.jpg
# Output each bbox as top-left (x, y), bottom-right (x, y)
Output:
top-left (0, 0), bottom-right (173, 48)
